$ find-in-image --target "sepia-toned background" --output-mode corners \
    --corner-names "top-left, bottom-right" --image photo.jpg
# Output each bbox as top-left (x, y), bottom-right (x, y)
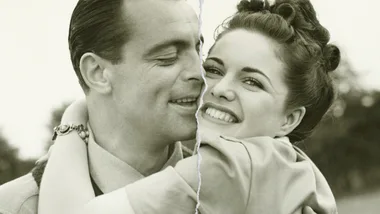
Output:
top-left (0, 0), bottom-right (379, 213)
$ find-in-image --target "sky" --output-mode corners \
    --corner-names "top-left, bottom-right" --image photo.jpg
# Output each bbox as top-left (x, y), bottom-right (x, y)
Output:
top-left (0, 0), bottom-right (379, 159)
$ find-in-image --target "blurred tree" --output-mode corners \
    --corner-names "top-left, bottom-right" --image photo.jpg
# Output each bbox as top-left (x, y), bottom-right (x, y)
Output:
top-left (0, 131), bottom-right (35, 185)
top-left (0, 101), bottom-right (71, 185)
top-left (298, 59), bottom-right (380, 198)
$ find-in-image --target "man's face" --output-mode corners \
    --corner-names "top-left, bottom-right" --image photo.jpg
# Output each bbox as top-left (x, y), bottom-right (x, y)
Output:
top-left (107, 0), bottom-right (202, 145)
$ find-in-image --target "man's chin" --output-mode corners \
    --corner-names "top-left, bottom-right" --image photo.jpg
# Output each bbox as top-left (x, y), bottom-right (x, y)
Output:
top-left (181, 129), bottom-right (197, 141)
top-left (169, 122), bottom-right (196, 141)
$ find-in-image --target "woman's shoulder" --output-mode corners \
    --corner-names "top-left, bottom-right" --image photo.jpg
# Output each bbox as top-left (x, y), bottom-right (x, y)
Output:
top-left (214, 136), bottom-right (337, 213)
top-left (217, 135), bottom-right (296, 160)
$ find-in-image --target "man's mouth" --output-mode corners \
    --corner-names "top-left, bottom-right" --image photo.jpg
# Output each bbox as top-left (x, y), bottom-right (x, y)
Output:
top-left (170, 97), bottom-right (198, 106)
top-left (169, 96), bottom-right (199, 113)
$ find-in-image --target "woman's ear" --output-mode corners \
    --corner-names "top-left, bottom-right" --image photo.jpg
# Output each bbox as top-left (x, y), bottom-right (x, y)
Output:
top-left (79, 53), bottom-right (112, 94)
top-left (277, 106), bottom-right (306, 136)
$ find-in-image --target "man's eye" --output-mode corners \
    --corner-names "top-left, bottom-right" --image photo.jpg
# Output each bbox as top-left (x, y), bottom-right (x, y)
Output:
top-left (157, 57), bottom-right (178, 66)
top-left (196, 44), bottom-right (202, 55)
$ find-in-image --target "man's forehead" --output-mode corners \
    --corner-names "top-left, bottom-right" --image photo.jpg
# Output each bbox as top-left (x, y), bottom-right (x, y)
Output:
top-left (124, 0), bottom-right (198, 20)
top-left (122, 0), bottom-right (199, 46)
top-left (185, 0), bottom-right (201, 16)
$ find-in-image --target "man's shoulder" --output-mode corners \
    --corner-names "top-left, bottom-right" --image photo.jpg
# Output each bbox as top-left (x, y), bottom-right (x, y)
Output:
top-left (0, 173), bottom-right (39, 214)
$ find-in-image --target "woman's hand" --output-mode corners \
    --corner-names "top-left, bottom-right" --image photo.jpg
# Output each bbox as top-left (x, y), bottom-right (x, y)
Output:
top-left (197, 122), bottom-right (222, 144)
top-left (61, 98), bottom-right (88, 124)
top-left (35, 99), bottom-right (88, 165)
top-left (35, 144), bottom-right (54, 165)
top-left (303, 206), bottom-right (317, 214)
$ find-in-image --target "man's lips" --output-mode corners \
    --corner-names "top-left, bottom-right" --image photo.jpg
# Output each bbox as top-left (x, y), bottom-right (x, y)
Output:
top-left (169, 95), bottom-right (200, 114)
top-left (169, 96), bottom-right (198, 104)
top-left (169, 89), bottom-right (202, 106)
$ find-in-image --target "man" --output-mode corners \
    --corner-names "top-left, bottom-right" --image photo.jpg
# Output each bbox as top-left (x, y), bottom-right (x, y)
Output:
top-left (0, 0), bottom-right (202, 213)
top-left (0, 0), bottom-right (318, 213)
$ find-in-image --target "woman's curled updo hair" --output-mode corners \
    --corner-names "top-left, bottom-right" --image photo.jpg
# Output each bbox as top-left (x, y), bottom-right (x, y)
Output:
top-left (215, 0), bottom-right (341, 142)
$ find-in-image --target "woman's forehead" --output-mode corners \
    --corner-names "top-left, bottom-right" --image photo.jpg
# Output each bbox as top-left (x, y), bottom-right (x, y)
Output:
top-left (209, 30), bottom-right (283, 70)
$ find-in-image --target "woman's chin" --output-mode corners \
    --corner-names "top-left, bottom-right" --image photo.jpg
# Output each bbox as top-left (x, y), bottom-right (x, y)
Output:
top-left (197, 117), bottom-right (230, 139)
top-left (197, 117), bottom-right (247, 140)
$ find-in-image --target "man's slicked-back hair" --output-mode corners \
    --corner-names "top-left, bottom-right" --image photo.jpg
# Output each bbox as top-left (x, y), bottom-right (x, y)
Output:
top-left (69, 0), bottom-right (130, 92)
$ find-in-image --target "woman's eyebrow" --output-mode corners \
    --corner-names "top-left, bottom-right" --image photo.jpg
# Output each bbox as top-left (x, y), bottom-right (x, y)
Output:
top-left (241, 67), bottom-right (276, 91)
top-left (206, 57), bottom-right (224, 66)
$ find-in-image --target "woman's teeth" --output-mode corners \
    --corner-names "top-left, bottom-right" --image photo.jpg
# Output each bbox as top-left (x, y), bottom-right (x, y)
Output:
top-left (205, 107), bottom-right (237, 123)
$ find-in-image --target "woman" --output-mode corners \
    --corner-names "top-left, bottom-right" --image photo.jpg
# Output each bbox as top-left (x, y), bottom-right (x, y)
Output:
top-left (38, 0), bottom-right (340, 213)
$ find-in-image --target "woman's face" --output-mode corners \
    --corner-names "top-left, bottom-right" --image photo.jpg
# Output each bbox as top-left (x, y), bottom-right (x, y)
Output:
top-left (198, 29), bottom-right (291, 139)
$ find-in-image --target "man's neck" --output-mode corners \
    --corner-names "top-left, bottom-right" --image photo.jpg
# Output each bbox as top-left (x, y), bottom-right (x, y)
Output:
top-left (88, 117), bottom-right (172, 176)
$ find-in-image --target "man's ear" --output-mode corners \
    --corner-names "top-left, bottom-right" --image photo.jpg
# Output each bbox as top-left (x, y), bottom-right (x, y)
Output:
top-left (79, 53), bottom-right (112, 94)
top-left (277, 106), bottom-right (306, 137)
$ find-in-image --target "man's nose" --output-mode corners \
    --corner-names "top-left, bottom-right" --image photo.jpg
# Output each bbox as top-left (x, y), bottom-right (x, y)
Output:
top-left (181, 50), bottom-right (204, 83)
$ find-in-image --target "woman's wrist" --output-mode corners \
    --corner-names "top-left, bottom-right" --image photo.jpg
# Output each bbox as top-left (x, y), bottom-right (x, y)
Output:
top-left (53, 124), bottom-right (89, 143)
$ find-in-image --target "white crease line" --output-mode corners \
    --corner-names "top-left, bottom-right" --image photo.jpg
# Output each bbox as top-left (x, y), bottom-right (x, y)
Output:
top-left (195, 0), bottom-right (205, 213)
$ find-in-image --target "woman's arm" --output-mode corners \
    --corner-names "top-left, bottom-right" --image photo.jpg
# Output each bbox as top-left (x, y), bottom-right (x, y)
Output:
top-left (38, 99), bottom-right (95, 214)
top-left (38, 124), bottom-right (248, 214)
top-left (122, 134), bottom-right (322, 214)
top-left (121, 130), bottom-right (251, 214)
top-left (38, 103), bottom-right (319, 214)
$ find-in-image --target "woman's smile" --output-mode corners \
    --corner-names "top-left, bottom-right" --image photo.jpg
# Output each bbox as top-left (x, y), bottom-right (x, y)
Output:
top-left (199, 102), bottom-right (240, 125)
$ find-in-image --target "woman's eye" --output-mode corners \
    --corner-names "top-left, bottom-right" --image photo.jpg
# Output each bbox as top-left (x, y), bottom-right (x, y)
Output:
top-left (244, 78), bottom-right (264, 89)
top-left (157, 57), bottom-right (178, 66)
top-left (203, 66), bottom-right (223, 76)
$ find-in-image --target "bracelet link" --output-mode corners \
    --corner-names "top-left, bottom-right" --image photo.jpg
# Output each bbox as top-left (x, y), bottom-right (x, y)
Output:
top-left (52, 124), bottom-right (89, 144)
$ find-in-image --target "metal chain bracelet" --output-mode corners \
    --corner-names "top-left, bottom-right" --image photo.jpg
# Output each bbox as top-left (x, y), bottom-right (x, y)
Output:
top-left (52, 124), bottom-right (89, 144)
